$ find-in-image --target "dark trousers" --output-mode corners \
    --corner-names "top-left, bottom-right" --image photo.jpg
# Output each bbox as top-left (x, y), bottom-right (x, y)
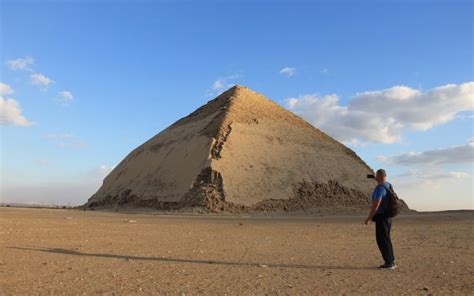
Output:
top-left (374, 215), bottom-right (395, 264)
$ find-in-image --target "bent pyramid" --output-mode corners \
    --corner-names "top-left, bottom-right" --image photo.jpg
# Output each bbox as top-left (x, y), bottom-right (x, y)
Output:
top-left (85, 85), bottom-right (388, 213)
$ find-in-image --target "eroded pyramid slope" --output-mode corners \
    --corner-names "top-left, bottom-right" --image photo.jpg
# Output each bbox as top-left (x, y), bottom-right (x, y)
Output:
top-left (85, 85), bottom-right (397, 213)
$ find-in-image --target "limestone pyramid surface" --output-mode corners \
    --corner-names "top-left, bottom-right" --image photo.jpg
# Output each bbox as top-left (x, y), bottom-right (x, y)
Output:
top-left (85, 85), bottom-right (395, 213)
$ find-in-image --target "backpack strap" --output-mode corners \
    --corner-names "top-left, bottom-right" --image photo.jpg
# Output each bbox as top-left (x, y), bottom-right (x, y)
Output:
top-left (378, 182), bottom-right (393, 192)
top-left (376, 183), bottom-right (389, 192)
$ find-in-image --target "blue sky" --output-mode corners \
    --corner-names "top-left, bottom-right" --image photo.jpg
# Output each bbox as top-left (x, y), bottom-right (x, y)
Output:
top-left (1, 0), bottom-right (473, 210)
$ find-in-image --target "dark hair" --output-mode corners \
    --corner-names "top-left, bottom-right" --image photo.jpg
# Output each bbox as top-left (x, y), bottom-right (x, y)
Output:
top-left (376, 169), bottom-right (387, 177)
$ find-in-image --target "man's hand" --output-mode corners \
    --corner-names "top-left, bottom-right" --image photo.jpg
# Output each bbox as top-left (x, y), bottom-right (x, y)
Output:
top-left (365, 198), bottom-right (382, 225)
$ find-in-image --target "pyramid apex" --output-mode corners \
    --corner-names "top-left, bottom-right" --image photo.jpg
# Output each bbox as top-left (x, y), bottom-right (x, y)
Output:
top-left (226, 84), bottom-right (250, 94)
top-left (224, 84), bottom-right (263, 99)
top-left (229, 84), bottom-right (245, 89)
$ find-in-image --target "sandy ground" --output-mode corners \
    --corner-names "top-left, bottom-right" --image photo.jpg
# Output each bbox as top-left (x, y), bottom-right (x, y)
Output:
top-left (0, 208), bottom-right (472, 295)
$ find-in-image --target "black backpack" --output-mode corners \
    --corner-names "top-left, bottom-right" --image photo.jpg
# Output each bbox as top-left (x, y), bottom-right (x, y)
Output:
top-left (379, 183), bottom-right (401, 218)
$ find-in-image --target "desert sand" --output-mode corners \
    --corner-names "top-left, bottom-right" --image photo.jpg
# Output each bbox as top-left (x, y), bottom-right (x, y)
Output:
top-left (1, 207), bottom-right (472, 295)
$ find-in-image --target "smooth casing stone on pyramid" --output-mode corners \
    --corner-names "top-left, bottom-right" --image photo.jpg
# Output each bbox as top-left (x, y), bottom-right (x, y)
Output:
top-left (84, 85), bottom-right (408, 213)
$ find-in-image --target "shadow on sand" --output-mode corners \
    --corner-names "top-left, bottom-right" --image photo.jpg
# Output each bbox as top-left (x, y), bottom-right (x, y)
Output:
top-left (10, 246), bottom-right (375, 271)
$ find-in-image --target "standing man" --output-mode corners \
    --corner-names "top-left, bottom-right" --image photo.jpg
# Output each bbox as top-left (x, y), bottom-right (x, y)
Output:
top-left (365, 169), bottom-right (396, 270)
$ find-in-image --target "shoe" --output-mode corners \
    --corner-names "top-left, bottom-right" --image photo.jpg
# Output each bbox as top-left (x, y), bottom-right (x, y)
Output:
top-left (378, 263), bottom-right (396, 270)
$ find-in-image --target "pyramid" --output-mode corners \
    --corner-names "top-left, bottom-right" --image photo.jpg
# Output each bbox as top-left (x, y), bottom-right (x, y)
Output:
top-left (84, 85), bottom-right (404, 213)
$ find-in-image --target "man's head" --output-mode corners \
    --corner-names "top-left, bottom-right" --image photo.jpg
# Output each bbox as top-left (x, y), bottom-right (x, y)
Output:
top-left (375, 169), bottom-right (387, 184)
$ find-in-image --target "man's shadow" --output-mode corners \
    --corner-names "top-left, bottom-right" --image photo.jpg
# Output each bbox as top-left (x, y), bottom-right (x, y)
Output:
top-left (10, 246), bottom-right (374, 271)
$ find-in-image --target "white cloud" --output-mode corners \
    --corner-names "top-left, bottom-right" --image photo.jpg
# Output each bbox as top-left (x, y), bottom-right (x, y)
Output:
top-left (213, 80), bottom-right (226, 91)
top-left (456, 112), bottom-right (474, 120)
top-left (0, 98), bottom-right (33, 127)
top-left (279, 67), bottom-right (296, 77)
top-left (207, 74), bottom-right (241, 96)
top-left (392, 169), bottom-right (470, 201)
top-left (57, 90), bottom-right (74, 106)
top-left (0, 82), bottom-right (14, 95)
top-left (7, 57), bottom-right (34, 71)
top-left (286, 82), bottom-right (474, 145)
top-left (392, 170), bottom-right (473, 211)
top-left (31, 73), bottom-right (54, 87)
top-left (0, 82), bottom-right (33, 127)
top-left (88, 165), bottom-right (114, 180)
top-left (379, 139), bottom-right (474, 166)
top-left (377, 138), bottom-right (474, 211)
top-left (393, 170), bottom-right (470, 187)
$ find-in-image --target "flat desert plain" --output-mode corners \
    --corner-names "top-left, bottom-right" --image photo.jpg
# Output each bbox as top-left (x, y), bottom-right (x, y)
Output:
top-left (0, 208), bottom-right (472, 295)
